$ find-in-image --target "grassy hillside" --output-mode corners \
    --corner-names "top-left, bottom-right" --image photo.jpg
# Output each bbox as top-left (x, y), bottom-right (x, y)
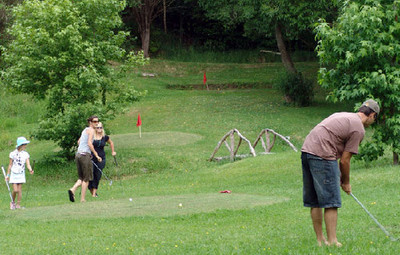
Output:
top-left (0, 60), bottom-right (399, 254)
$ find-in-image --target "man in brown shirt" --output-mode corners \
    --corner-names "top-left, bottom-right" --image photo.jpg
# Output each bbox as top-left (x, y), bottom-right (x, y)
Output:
top-left (301, 99), bottom-right (379, 247)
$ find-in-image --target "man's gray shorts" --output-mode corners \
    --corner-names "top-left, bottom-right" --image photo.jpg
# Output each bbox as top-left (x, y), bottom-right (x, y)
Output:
top-left (301, 152), bottom-right (341, 208)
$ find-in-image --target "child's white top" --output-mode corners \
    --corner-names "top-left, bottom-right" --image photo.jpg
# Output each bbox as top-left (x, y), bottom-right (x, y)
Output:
top-left (9, 149), bottom-right (30, 184)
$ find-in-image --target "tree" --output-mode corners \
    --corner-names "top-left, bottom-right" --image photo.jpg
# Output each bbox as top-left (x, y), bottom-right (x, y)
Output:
top-left (0, 0), bottom-right (22, 52)
top-left (198, 0), bottom-right (337, 73)
top-left (315, 0), bottom-right (400, 163)
top-left (126, 0), bottom-right (174, 57)
top-left (1, 0), bottom-right (148, 158)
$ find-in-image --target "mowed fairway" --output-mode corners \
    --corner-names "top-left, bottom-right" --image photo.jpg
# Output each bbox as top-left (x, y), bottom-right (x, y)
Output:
top-left (10, 193), bottom-right (288, 220)
top-left (1, 61), bottom-right (400, 254)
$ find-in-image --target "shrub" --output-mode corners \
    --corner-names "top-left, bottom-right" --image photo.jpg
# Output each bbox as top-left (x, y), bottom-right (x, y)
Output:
top-left (276, 72), bottom-right (314, 107)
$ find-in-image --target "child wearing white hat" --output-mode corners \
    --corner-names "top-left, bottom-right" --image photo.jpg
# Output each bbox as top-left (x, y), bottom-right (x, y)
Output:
top-left (5, 137), bottom-right (34, 210)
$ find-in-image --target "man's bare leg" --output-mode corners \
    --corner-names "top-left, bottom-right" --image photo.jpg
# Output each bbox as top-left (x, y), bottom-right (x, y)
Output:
top-left (311, 208), bottom-right (328, 246)
top-left (70, 179), bottom-right (82, 194)
top-left (81, 181), bottom-right (88, 202)
top-left (325, 207), bottom-right (342, 247)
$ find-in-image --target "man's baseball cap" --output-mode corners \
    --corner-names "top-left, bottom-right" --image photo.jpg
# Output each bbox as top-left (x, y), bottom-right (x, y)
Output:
top-left (362, 99), bottom-right (380, 114)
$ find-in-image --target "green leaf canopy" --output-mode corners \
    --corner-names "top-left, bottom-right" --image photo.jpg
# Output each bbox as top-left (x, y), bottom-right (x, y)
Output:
top-left (316, 0), bottom-right (400, 161)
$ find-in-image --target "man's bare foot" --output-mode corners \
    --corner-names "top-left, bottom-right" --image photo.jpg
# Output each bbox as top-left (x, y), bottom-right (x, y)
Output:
top-left (328, 241), bottom-right (342, 247)
top-left (317, 239), bottom-right (329, 246)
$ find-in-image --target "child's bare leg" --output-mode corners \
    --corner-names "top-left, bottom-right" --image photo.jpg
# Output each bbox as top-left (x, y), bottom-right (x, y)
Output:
top-left (12, 183), bottom-right (18, 203)
top-left (16, 184), bottom-right (22, 206)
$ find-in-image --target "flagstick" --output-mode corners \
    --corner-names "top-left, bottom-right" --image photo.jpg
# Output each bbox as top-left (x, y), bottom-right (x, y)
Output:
top-left (139, 126), bottom-right (142, 138)
top-left (204, 71), bottom-right (209, 91)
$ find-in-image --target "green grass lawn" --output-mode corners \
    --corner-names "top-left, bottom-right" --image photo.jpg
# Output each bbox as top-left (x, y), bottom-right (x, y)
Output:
top-left (1, 60), bottom-right (399, 254)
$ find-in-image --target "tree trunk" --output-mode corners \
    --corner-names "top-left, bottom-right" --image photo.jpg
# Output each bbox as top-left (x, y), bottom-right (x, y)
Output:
top-left (275, 23), bottom-right (297, 74)
top-left (179, 14), bottom-right (183, 44)
top-left (394, 152), bottom-right (399, 165)
top-left (141, 27), bottom-right (151, 58)
top-left (163, 0), bottom-right (167, 33)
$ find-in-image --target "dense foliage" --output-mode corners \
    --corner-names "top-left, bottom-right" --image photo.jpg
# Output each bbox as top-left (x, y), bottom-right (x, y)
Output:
top-left (1, 0), bottom-right (147, 157)
top-left (276, 72), bottom-right (314, 107)
top-left (198, 0), bottom-right (338, 72)
top-left (316, 0), bottom-right (400, 162)
top-left (0, 0), bottom-right (22, 51)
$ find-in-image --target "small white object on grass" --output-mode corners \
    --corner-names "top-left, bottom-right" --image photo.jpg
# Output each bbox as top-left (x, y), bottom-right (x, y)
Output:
top-left (129, 198), bottom-right (133, 202)
top-left (178, 203), bottom-right (183, 208)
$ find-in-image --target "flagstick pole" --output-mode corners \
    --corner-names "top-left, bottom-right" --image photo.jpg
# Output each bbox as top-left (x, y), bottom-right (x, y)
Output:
top-left (139, 126), bottom-right (141, 138)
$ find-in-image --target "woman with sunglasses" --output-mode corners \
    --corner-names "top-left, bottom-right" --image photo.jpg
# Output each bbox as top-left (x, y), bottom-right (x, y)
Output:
top-left (89, 122), bottom-right (116, 197)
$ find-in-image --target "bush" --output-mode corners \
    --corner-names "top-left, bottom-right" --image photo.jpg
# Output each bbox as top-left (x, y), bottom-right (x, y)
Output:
top-left (276, 72), bottom-right (314, 107)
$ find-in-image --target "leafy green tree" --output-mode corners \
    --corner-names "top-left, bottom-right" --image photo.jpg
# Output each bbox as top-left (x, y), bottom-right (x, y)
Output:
top-left (0, 0), bottom-right (22, 52)
top-left (316, 0), bottom-right (400, 163)
top-left (1, 0), bottom-right (148, 158)
top-left (198, 0), bottom-right (337, 73)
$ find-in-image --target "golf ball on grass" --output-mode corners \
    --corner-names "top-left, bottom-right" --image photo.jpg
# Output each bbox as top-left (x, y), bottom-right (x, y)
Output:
top-left (129, 198), bottom-right (133, 202)
top-left (178, 203), bottom-right (183, 208)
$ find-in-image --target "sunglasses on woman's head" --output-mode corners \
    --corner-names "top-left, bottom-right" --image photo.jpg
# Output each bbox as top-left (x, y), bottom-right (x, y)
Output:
top-left (92, 120), bottom-right (99, 123)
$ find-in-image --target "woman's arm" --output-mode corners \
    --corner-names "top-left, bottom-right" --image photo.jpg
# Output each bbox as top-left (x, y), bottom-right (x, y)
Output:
top-left (107, 137), bottom-right (117, 156)
top-left (88, 128), bottom-right (102, 162)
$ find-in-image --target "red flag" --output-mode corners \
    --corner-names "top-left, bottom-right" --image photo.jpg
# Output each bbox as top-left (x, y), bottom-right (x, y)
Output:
top-left (203, 72), bottom-right (207, 85)
top-left (136, 114), bottom-right (142, 127)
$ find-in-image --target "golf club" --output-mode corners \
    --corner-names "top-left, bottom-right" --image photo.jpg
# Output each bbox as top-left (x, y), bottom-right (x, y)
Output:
top-left (25, 159), bottom-right (35, 201)
top-left (1, 165), bottom-right (14, 203)
top-left (350, 192), bottom-right (397, 241)
top-left (113, 155), bottom-right (118, 167)
top-left (92, 160), bottom-right (113, 186)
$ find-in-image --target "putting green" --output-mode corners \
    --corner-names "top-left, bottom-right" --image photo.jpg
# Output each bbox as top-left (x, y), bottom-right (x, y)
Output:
top-left (111, 132), bottom-right (203, 149)
top-left (10, 193), bottom-right (288, 220)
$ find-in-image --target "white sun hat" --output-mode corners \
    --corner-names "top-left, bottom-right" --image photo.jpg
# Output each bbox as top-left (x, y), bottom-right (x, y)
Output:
top-left (16, 137), bottom-right (30, 148)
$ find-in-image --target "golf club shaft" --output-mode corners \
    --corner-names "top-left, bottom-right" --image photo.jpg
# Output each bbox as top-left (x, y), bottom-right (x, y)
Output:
top-left (25, 159), bottom-right (35, 200)
top-left (92, 160), bottom-right (112, 184)
top-left (113, 155), bottom-right (118, 167)
top-left (350, 193), bottom-right (397, 241)
top-left (1, 165), bottom-right (14, 203)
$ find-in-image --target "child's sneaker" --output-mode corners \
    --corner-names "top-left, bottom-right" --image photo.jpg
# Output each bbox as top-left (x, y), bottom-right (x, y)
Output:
top-left (16, 204), bottom-right (21, 209)
top-left (10, 202), bottom-right (16, 210)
